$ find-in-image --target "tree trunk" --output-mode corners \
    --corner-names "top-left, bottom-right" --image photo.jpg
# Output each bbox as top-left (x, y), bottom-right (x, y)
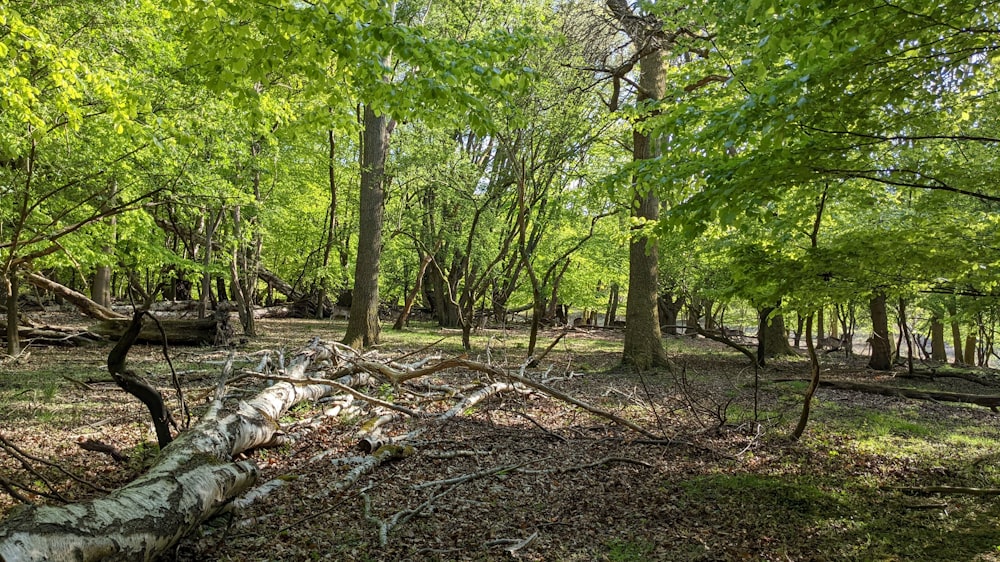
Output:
top-left (816, 307), bottom-right (825, 345)
top-left (94, 314), bottom-right (233, 346)
top-left (199, 210), bottom-right (222, 319)
top-left (758, 305), bottom-right (793, 362)
top-left (0, 342), bottom-right (352, 561)
top-left (868, 293), bottom-right (892, 371)
top-left (622, 47), bottom-right (668, 371)
top-left (792, 313), bottom-right (819, 440)
top-left (393, 251), bottom-right (432, 330)
top-left (658, 293), bottom-right (683, 335)
top-left (931, 314), bottom-right (947, 361)
top-left (964, 333), bottom-right (977, 366)
top-left (949, 303), bottom-right (963, 365)
top-left (604, 282), bottom-right (620, 326)
top-left (343, 105), bottom-right (391, 349)
top-left (5, 270), bottom-right (19, 356)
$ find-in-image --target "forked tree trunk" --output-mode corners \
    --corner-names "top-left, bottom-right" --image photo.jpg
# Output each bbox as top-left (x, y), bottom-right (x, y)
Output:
top-left (0, 343), bottom-right (346, 561)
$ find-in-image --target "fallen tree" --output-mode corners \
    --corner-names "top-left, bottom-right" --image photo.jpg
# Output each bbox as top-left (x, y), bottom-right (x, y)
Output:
top-left (0, 340), bottom-right (348, 561)
top-left (93, 310), bottom-right (234, 346)
top-left (23, 272), bottom-right (125, 321)
top-left (0, 340), bottom-right (656, 560)
top-left (774, 378), bottom-right (1000, 411)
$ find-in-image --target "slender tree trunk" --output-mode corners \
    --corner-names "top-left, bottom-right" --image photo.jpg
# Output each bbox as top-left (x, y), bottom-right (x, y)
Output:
top-left (5, 270), bottom-right (19, 356)
top-left (792, 314), bottom-right (818, 440)
top-left (605, 282), bottom-right (620, 326)
top-left (199, 210), bottom-right (221, 319)
top-left (230, 206), bottom-right (255, 336)
top-left (868, 293), bottom-right (892, 370)
top-left (317, 129), bottom-right (340, 320)
top-left (622, 47), bottom-right (668, 370)
top-left (816, 307), bottom-right (825, 345)
top-left (899, 298), bottom-right (914, 375)
top-left (948, 303), bottom-right (963, 365)
top-left (393, 251), bottom-right (432, 330)
top-left (343, 105), bottom-right (391, 349)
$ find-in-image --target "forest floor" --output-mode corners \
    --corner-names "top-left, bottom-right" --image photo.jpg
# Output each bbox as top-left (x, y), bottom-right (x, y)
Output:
top-left (3, 314), bottom-right (1000, 561)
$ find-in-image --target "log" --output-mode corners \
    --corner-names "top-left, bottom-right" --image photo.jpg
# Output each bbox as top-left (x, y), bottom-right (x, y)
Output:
top-left (0, 341), bottom-right (349, 561)
top-left (2, 325), bottom-right (104, 346)
top-left (92, 311), bottom-right (233, 346)
top-left (774, 378), bottom-right (1000, 410)
top-left (23, 272), bottom-right (125, 321)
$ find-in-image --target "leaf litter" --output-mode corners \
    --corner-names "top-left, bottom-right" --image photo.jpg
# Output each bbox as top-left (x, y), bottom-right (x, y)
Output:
top-left (2, 316), bottom-right (1000, 560)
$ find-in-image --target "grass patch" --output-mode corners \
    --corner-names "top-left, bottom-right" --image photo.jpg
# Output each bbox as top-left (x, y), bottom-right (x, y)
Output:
top-left (606, 538), bottom-right (655, 562)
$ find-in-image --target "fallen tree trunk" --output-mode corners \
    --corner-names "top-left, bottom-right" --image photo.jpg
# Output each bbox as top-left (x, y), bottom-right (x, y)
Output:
top-left (2, 325), bottom-right (104, 346)
top-left (93, 311), bottom-right (233, 346)
top-left (23, 272), bottom-right (125, 321)
top-left (0, 341), bottom-right (345, 561)
top-left (774, 378), bottom-right (1000, 410)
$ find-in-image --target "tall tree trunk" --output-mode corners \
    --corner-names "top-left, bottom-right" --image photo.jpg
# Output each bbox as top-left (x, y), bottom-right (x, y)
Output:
top-left (343, 105), bottom-right (391, 349)
top-left (622, 47), bottom-right (668, 370)
top-left (230, 206), bottom-right (255, 336)
top-left (317, 128), bottom-right (341, 320)
top-left (199, 210), bottom-right (222, 319)
top-left (93, 180), bottom-right (118, 309)
top-left (868, 293), bottom-right (892, 370)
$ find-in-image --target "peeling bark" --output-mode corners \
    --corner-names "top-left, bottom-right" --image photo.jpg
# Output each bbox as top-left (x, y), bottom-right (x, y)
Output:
top-left (0, 342), bottom-right (342, 561)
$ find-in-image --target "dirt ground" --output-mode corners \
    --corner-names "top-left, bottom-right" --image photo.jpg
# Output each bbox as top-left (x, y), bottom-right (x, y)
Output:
top-left (3, 314), bottom-right (1000, 561)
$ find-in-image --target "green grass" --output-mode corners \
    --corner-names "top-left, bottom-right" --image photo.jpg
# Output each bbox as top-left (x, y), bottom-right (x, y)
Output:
top-left (606, 538), bottom-right (655, 562)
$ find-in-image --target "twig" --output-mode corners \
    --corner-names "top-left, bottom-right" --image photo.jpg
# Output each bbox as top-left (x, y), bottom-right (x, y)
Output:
top-left (61, 375), bottom-right (96, 391)
top-left (516, 456), bottom-right (652, 474)
top-left (890, 485), bottom-right (1000, 496)
top-left (145, 311), bottom-right (189, 429)
top-left (412, 463), bottom-right (524, 490)
top-left (76, 438), bottom-right (130, 464)
top-left (0, 432), bottom-right (109, 494)
top-left (500, 408), bottom-right (567, 442)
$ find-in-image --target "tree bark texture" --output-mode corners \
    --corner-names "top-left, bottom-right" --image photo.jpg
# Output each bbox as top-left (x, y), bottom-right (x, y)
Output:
top-left (0, 343), bottom-right (346, 561)
top-left (931, 315), bottom-right (947, 361)
top-left (622, 47), bottom-right (668, 371)
top-left (343, 105), bottom-right (390, 349)
top-left (868, 293), bottom-right (893, 370)
top-left (758, 306), bottom-right (793, 362)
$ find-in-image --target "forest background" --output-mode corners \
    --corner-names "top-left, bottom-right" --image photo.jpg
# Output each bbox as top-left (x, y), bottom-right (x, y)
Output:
top-left (3, 0), bottom-right (1000, 560)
